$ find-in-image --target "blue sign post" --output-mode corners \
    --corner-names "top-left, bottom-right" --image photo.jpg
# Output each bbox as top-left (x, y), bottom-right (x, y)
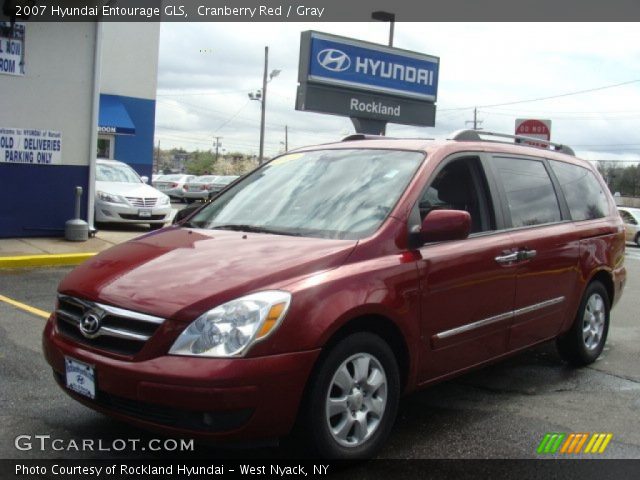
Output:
top-left (297, 31), bottom-right (439, 132)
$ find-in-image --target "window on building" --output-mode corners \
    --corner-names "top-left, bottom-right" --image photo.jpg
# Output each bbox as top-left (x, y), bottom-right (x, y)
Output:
top-left (97, 136), bottom-right (114, 159)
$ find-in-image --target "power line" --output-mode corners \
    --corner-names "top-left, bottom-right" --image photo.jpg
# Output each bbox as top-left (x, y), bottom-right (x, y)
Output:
top-left (440, 78), bottom-right (640, 112)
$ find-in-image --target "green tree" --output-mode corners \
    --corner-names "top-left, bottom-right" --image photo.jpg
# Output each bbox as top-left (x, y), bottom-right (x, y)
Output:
top-left (185, 150), bottom-right (216, 175)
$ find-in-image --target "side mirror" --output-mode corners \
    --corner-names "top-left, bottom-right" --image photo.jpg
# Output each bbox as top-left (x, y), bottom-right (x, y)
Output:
top-left (141, 176), bottom-right (149, 184)
top-left (412, 209), bottom-right (471, 246)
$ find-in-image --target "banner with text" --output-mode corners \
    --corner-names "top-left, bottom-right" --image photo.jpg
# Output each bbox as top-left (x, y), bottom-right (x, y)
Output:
top-left (0, 128), bottom-right (62, 165)
top-left (0, 22), bottom-right (25, 76)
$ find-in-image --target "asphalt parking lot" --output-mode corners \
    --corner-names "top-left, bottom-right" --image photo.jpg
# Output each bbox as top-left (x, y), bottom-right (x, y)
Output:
top-left (0, 247), bottom-right (639, 461)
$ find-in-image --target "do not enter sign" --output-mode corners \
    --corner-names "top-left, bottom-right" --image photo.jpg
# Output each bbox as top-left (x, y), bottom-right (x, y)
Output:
top-left (515, 119), bottom-right (551, 148)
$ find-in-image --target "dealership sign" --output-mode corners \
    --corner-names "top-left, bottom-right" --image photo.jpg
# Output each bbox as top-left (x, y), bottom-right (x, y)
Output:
top-left (0, 22), bottom-right (25, 76)
top-left (297, 31), bottom-right (439, 130)
top-left (306, 32), bottom-right (439, 100)
top-left (0, 127), bottom-right (62, 165)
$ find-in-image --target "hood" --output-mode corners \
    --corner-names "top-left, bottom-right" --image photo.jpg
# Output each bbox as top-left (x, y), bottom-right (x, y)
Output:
top-left (96, 181), bottom-right (165, 198)
top-left (58, 227), bottom-right (357, 321)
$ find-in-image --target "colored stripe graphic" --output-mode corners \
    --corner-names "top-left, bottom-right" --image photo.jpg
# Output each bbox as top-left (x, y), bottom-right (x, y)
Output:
top-left (560, 433), bottom-right (589, 454)
top-left (539, 433), bottom-right (613, 454)
top-left (584, 433), bottom-right (613, 454)
top-left (537, 433), bottom-right (565, 454)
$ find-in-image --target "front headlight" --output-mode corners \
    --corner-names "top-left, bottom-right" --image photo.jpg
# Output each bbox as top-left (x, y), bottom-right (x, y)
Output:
top-left (97, 191), bottom-right (126, 204)
top-left (169, 291), bottom-right (291, 357)
top-left (158, 195), bottom-right (170, 205)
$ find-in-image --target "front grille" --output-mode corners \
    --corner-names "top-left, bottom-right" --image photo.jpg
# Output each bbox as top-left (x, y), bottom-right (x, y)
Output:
top-left (56, 295), bottom-right (165, 356)
top-left (53, 372), bottom-right (253, 432)
top-left (119, 214), bottom-right (166, 221)
top-left (125, 197), bottom-right (157, 207)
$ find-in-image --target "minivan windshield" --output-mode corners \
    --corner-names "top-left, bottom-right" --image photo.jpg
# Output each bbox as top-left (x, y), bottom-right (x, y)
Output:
top-left (188, 149), bottom-right (424, 239)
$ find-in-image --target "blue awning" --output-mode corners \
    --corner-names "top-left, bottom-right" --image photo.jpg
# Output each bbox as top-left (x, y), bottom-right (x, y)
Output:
top-left (98, 95), bottom-right (136, 135)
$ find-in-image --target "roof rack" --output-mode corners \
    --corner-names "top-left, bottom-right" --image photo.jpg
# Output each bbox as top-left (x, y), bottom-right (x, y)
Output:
top-left (448, 129), bottom-right (575, 156)
top-left (341, 134), bottom-right (435, 142)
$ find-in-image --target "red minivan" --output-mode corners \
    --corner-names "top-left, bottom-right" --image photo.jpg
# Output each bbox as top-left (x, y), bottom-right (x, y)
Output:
top-left (43, 130), bottom-right (626, 458)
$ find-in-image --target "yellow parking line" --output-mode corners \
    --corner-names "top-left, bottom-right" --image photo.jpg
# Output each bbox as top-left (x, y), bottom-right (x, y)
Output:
top-left (0, 294), bottom-right (50, 319)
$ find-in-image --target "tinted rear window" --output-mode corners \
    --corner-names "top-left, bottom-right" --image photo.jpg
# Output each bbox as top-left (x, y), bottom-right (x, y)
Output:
top-left (493, 157), bottom-right (561, 228)
top-left (550, 160), bottom-right (609, 221)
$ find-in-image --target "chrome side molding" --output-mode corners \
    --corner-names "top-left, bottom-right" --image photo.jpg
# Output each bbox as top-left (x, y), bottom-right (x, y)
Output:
top-left (435, 296), bottom-right (565, 340)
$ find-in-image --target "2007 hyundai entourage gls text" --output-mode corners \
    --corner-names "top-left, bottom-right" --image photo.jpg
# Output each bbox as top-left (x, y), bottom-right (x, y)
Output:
top-left (43, 130), bottom-right (626, 459)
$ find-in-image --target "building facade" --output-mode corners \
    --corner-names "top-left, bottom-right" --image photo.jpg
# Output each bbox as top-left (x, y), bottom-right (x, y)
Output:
top-left (0, 20), bottom-right (159, 238)
top-left (98, 22), bottom-right (160, 180)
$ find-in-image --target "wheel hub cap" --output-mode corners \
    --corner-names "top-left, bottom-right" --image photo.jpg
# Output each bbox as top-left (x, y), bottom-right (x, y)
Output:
top-left (325, 353), bottom-right (388, 447)
top-left (582, 293), bottom-right (605, 351)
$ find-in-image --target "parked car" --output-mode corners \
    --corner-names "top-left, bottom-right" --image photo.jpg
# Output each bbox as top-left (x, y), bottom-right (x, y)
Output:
top-left (207, 175), bottom-right (239, 198)
top-left (94, 159), bottom-right (171, 230)
top-left (182, 175), bottom-right (221, 202)
top-left (152, 174), bottom-right (196, 201)
top-left (44, 131), bottom-right (626, 459)
top-left (617, 207), bottom-right (640, 246)
top-left (151, 174), bottom-right (165, 183)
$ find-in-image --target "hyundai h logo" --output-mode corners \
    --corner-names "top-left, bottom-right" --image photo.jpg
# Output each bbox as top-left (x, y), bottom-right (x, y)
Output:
top-left (79, 311), bottom-right (102, 338)
top-left (317, 48), bottom-right (351, 72)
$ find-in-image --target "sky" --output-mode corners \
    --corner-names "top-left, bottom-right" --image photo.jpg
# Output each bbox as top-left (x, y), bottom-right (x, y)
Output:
top-left (155, 22), bottom-right (640, 162)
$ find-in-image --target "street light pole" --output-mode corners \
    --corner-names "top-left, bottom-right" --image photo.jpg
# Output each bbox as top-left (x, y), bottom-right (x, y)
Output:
top-left (249, 47), bottom-right (280, 164)
top-left (259, 46), bottom-right (268, 164)
top-left (372, 11), bottom-right (396, 47)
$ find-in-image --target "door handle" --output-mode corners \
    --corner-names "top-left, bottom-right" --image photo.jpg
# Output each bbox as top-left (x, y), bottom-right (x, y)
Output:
top-left (495, 252), bottom-right (519, 264)
top-left (518, 249), bottom-right (537, 260)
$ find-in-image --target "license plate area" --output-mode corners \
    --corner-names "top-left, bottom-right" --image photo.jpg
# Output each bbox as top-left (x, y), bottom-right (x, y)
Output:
top-left (138, 209), bottom-right (152, 217)
top-left (65, 357), bottom-right (96, 399)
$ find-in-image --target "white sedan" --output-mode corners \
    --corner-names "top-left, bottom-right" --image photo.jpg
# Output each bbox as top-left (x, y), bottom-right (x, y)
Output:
top-left (152, 174), bottom-right (196, 201)
top-left (618, 207), bottom-right (640, 246)
top-left (95, 159), bottom-right (172, 230)
top-left (183, 175), bottom-right (221, 202)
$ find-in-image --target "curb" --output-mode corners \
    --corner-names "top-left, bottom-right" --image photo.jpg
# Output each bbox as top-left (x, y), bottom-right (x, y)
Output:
top-left (0, 252), bottom-right (97, 269)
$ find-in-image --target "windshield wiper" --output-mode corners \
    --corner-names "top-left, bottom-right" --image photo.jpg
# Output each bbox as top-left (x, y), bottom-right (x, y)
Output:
top-left (212, 224), bottom-right (302, 236)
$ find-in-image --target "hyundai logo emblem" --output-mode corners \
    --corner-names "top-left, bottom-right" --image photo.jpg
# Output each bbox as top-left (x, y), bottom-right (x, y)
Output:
top-left (317, 48), bottom-right (351, 72)
top-left (79, 311), bottom-right (102, 338)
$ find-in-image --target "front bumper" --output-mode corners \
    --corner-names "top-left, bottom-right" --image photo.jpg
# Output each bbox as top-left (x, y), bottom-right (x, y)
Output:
top-left (42, 317), bottom-right (320, 440)
top-left (95, 199), bottom-right (172, 224)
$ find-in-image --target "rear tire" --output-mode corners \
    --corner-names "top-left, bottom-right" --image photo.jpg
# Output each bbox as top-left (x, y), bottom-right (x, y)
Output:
top-left (304, 332), bottom-right (400, 459)
top-left (556, 281), bottom-right (610, 366)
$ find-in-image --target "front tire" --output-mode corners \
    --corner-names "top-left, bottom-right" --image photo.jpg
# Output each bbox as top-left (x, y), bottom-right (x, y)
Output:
top-left (556, 281), bottom-right (610, 366)
top-left (305, 332), bottom-right (400, 459)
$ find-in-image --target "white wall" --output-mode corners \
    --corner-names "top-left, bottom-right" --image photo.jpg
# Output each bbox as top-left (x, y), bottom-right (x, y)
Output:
top-left (0, 22), bottom-right (96, 166)
top-left (100, 22), bottom-right (160, 101)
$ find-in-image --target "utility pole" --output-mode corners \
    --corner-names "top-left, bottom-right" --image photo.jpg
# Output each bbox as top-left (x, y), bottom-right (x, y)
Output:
top-left (284, 125), bottom-right (288, 152)
top-left (213, 136), bottom-right (223, 161)
top-left (466, 107), bottom-right (483, 130)
top-left (259, 46), bottom-right (268, 164)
